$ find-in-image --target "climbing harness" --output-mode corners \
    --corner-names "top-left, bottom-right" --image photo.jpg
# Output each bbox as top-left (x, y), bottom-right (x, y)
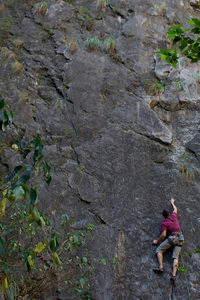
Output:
top-left (168, 232), bottom-right (184, 246)
top-left (171, 231), bottom-right (181, 235)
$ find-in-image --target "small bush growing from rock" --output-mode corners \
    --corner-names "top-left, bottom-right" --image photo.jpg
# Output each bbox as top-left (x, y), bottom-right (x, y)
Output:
top-left (0, 3), bottom-right (5, 13)
top-left (12, 38), bottom-right (24, 48)
top-left (84, 37), bottom-right (101, 52)
top-left (0, 99), bottom-right (13, 131)
top-left (177, 152), bottom-right (195, 178)
top-left (5, 0), bottom-right (14, 8)
top-left (1, 16), bottom-right (13, 32)
top-left (96, 0), bottom-right (109, 10)
top-left (18, 90), bottom-right (30, 103)
top-left (68, 38), bottom-right (77, 53)
top-left (66, 0), bottom-right (76, 5)
top-left (152, 82), bottom-right (166, 94)
top-left (144, 81), bottom-right (166, 96)
top-left (79, 6), bottom-right (95, 31)
top-left (56, 98), bottom-right (63, 109)
top-left (80, 6), bottom-right (90, 14)
top-left (0, 142), bottom-right (7, 154)
top-left (34, 1), bottom-right (48, 15)
top-left (154, 1), bottom-right (166, 13)
top-left (0, 47), bottom-right (16, 60)
top-left (85, 16), bottom-right (95, 31)
top-left (173, 81), bottom-right (185, 91)
top-left (104, 37), bottom-right (115, 54)
top-left (11, 61), bottom-right (24, 74)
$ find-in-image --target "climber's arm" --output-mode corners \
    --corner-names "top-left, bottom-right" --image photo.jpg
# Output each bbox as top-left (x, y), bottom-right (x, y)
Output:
top-left (170, 198), bottom-right (177, 214)
top-left (152, 230), bottom-right (166, 245)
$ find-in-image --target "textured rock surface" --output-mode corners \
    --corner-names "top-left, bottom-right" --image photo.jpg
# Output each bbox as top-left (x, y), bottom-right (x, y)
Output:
top-left (0, 0), bottom-right (200, 299)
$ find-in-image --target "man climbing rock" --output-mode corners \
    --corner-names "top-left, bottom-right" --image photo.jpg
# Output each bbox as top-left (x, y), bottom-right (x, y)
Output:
top-left (152, 198), bottom-right (184, 282)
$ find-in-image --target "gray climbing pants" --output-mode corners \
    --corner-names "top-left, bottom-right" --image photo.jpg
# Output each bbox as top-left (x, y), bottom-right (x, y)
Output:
top-left (156, 235), bottom-right (184, 259)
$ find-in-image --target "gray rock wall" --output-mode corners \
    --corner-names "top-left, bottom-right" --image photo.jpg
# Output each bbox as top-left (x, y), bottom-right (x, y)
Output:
top-left (0, 0), bottom-right (200, 299)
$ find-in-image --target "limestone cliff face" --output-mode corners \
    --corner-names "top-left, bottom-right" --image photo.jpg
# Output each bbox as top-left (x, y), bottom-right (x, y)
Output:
top-left (0, 0), bottom-right (200, 299)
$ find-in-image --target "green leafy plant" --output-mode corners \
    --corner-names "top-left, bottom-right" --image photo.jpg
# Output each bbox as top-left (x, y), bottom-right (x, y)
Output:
top-left (49, 29), bottom-right (54, 35)
top-left (0, 133), bottom-right (51, 294)
top-left (177, 152), bottom-right (195, 178)
top-left (183, 249), bottom-right (200, 261)
top-left (1, 16), bottom-right (13, 32)
top-left (104, 37), bottom-right (116, 54)
top-left (56, 98), bottom-right (63, 109)
top-left (0, 133), bottom-right (96, 297)
top-left (84, 37), bottom-right (101, 52)
top-left (152, 82), bottom-right (166, 94)
top-left (0, 101), bottom-right (115, 299)
top-left (178, 249), bottom-right (200, 300)
top-left (0, 99), bottom-right (13, 131)
top-left (194, 248), bottom-right (200, 254)
top-left (80, 6), bottom-right (91, 14)
top-left (156, 18), bottom-right (200, 68)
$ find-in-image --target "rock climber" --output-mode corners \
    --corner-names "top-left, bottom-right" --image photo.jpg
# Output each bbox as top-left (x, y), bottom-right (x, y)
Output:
top-left (152, 198), bottom-right (184, 283)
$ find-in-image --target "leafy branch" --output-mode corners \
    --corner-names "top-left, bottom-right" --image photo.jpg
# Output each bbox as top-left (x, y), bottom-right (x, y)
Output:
top-left (0, 99), bottom-right (13, 132)
top-left (156, 18), bottom-right (200, 68)
top-left (0, 100), bottom-right (115, 299)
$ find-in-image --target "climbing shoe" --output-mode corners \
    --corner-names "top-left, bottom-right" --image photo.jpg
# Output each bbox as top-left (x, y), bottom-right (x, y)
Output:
top-left (170, 276), bottom-right (176, 283)
top-left (153, 267), bottom-right (163, 273)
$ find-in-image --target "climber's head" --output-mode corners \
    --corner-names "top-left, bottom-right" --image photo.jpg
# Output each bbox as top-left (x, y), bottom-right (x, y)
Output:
top-left (162, 210), bottom-right (170, 219)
